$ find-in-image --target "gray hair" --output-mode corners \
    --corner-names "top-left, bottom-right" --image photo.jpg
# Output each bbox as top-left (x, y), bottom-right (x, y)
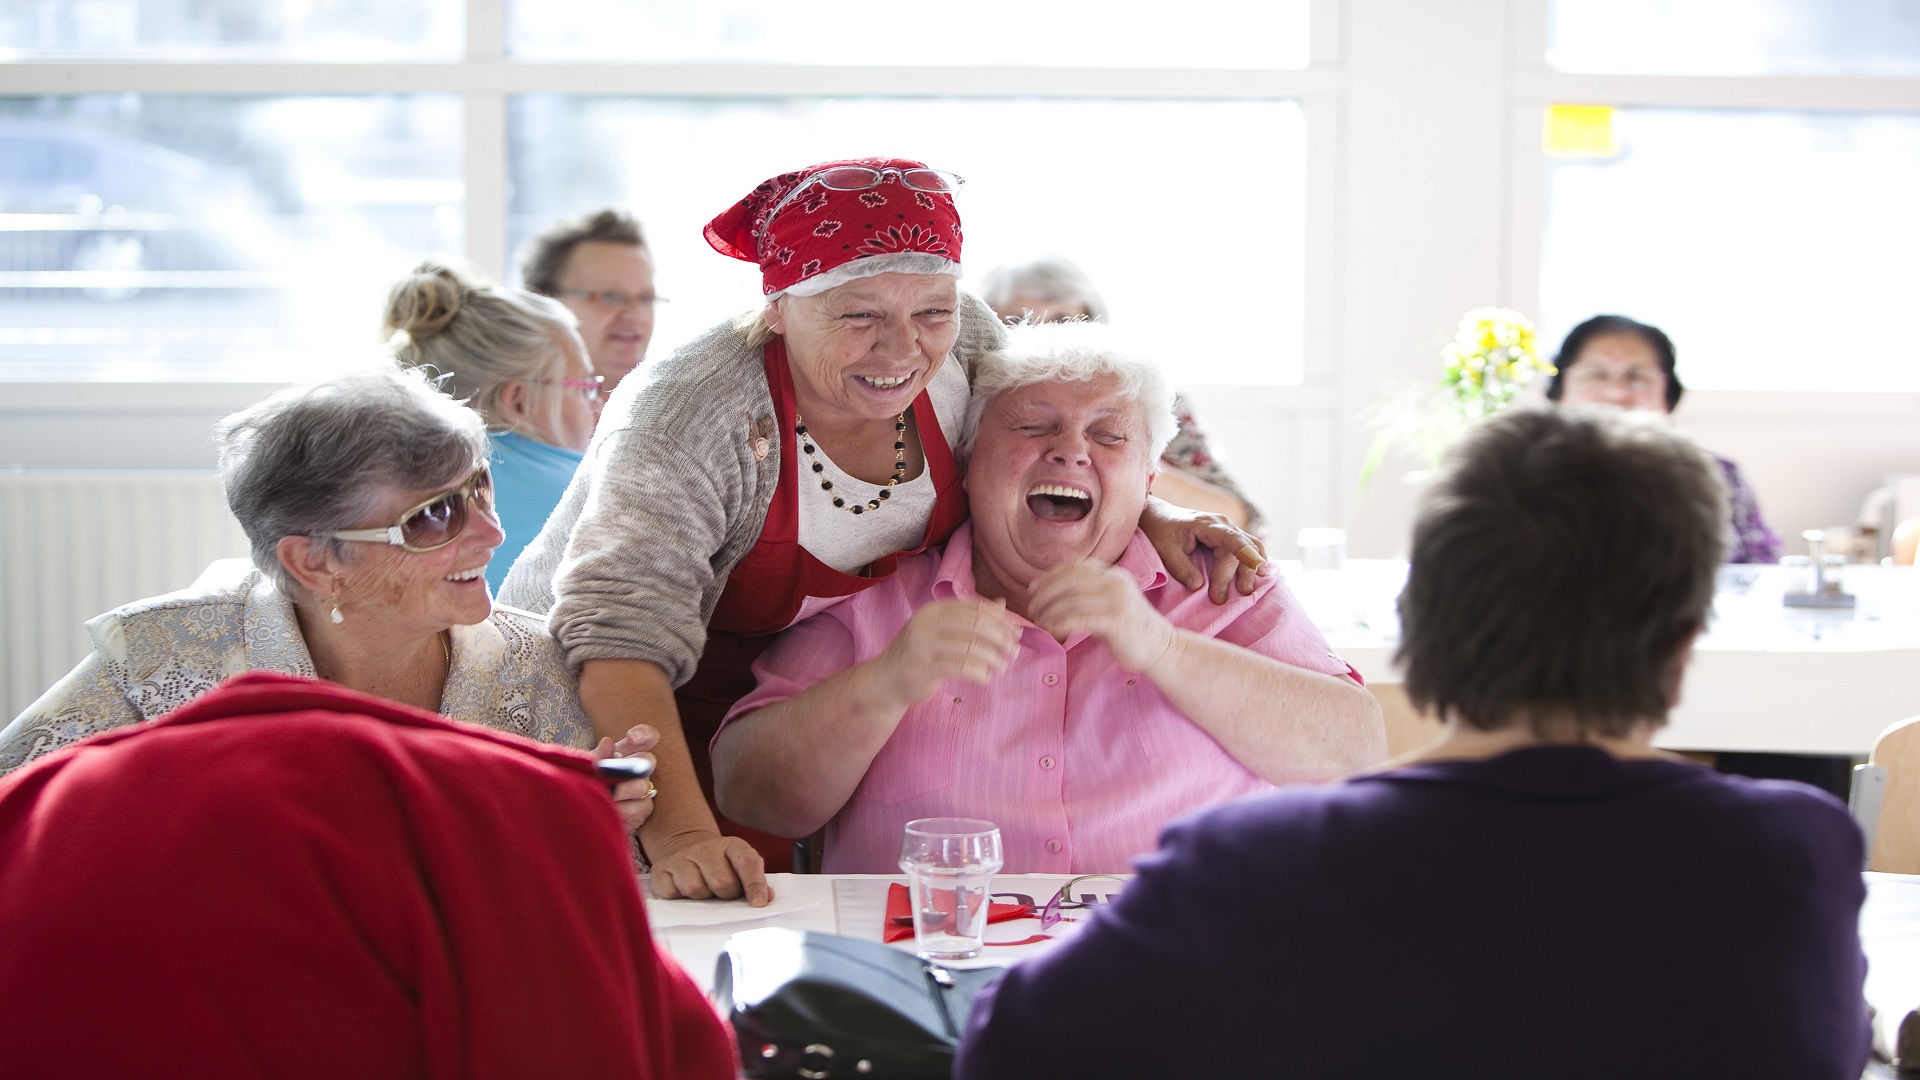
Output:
top-left (961, 321), bottom-right (1176, 461)
top-left (978, 254), bottom-right (1110, 323)
top-left (382, 256), bottom-right (579, 435)
top-left (733, 268), bottom-right (967, 348)
top-left (519, 208), bottom-right (647, 297)
top-left (215, 366), bottom-right (490, 595)
top-left (1396, 406), bottom-right (1728, 738)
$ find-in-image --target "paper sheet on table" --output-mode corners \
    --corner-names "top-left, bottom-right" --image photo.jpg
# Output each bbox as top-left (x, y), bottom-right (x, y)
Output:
top-left (644, 883), bottom-right (820, 928)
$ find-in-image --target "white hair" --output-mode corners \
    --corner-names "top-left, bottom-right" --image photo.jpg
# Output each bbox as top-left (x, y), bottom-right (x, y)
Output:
top-left (215, 366), bottom-right (489, 595)
top-left (771, 252), bottom-right (961, 299)
top-left (978, 254), bottom-right (1110, 323)
top-left (961, 321), bottom-right (1177, 462)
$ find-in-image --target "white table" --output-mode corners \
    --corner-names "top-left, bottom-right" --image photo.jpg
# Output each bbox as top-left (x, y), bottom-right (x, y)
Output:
top-left (656, 872), bottom-right (1919, 1077)
top-left (1288, 561), bottom-right (1920, 755)
top-left (659, 872), bottom-right (1917, 1076)
top-left (645, 873), bottom-right (1115, 997)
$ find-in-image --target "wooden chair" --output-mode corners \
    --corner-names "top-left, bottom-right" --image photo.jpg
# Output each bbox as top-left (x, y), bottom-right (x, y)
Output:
top-left (1369, 683), bottom-right (1445, 758)
top-left (1857, 716), bottom-right (1920, 873)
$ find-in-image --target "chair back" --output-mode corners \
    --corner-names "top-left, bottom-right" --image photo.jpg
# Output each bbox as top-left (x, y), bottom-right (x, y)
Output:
top-left (1864, 716), bottom-right (1920, 873)
top-left (1369, 683), bottom-right (1445, 758)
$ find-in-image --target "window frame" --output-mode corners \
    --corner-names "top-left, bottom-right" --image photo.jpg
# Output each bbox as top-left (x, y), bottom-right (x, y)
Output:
top-left (0, 0), bottom-right (1346, 390)
top-left (1503, 0), bottom-right (1920, 375)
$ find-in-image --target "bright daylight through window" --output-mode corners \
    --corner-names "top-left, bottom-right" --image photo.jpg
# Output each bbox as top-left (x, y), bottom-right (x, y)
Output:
top-left (0, 0), bottom-right (1310, 385)
top-left (510, 97), bottom-right (1306, 384)
top-left (1539, 0), bottom-right (1920, 390)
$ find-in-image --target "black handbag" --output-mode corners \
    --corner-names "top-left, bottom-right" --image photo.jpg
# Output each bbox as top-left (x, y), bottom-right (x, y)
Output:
top-left (713, 927), bottom-right (1004, 1079)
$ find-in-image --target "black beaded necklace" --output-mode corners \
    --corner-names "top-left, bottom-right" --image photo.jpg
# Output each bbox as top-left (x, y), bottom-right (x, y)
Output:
top-left (794, 411), bottom-right (908, 515)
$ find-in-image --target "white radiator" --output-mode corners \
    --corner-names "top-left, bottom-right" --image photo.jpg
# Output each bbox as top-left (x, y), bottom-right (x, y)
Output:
top-left (1, 471), bottom-right (250, 719)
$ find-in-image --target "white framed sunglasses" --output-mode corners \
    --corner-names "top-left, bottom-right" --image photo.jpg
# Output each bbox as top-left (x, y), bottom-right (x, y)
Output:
top-left (315, 465), bottom-right (495, 554)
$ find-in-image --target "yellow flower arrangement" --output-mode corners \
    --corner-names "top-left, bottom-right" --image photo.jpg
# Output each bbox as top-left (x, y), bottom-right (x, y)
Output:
top-left (1356, 307), bottom-right (1556, 500)
top-left (1440, 307), bottom-right (1553, 416)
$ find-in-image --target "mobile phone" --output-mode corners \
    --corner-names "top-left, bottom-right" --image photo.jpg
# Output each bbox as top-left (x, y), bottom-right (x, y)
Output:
top-left (595, 756), bottom-right (655, 785)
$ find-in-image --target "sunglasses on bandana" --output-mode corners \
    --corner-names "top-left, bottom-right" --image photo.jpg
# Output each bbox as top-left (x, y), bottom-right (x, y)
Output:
top-left (764, 165), bottom-right (965, 229)
top-left (316, 465), bottom-right (495, 554)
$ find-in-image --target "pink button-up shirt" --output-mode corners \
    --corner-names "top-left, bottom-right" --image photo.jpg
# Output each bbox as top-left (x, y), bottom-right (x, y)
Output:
top-left (722, 523), bottom-right (1360, 874)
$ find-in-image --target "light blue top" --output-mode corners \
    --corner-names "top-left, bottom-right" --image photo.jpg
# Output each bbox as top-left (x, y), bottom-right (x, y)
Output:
top-left (487, 430), bottom-right (585, 593)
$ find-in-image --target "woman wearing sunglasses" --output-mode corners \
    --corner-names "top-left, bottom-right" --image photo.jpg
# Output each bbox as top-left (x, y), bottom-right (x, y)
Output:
top-left (384, 257), bottom-right (605, 593)
top-left (499, 157), bottom-right (1267, 906)
top-left (1, 368), bottom-right (652, 822)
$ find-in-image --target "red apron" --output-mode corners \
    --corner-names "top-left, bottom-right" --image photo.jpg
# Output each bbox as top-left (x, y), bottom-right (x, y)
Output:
top-left (676, 338), bottom-right (970, 870)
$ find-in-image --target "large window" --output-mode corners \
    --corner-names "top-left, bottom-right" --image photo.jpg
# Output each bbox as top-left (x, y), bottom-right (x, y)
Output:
top-left (0, 0), bottom-right (1317, 385)
top-left (510, 96), bottom-right (1305, 383)
top-left (508, 0), bottom-right (1309, 67)
top-left (1527, 1), bottom-right (1920, 390)
top-left (1539, 108), bottom-right (1920, 391)
top-left (0, 0), bottom-right (463, 60)
top-left (0, 94), bottom-right (462, 380)
top-left (1548, 0), bottom-right (1920, 77)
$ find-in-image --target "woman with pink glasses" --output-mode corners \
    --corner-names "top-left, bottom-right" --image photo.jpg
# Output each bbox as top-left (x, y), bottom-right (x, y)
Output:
top-left (384, 257), bottom-right (606, 591)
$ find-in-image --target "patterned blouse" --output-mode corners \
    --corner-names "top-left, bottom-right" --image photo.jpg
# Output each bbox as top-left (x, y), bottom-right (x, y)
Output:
top-left (1720, 456), bottom-right (1783, 565)
top-left (1164, 393), bottom-right (1264, 531)
top-left (1, 564), bottom-right (593, 775)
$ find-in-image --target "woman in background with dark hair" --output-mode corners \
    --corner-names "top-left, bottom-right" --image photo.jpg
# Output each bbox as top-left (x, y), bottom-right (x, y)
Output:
top-left (1547, 313), bottom-right (1782, 564)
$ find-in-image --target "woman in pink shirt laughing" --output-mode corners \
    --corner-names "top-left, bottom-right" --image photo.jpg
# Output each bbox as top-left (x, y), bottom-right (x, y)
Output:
top-left (712, 323), bottom-right (1387, 873)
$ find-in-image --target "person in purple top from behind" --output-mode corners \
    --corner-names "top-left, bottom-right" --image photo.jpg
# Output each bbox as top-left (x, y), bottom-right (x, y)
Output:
top-left (957, 406), bottom-right (1870, 1080)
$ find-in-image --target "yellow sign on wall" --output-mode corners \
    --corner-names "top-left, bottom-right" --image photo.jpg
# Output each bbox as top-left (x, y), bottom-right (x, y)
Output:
top-left (1543, 104), bottom-right (1618, 158)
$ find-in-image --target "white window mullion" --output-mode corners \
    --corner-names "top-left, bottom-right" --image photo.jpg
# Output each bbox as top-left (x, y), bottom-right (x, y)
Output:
top-left (1511, 71), bottom-right (1920, 112)
top-left (463, 90), bottom-right (509, 279)
top-left (463, 0), bottom-right (508, 279)
top-left (466, 0), bottom-right (505, 60)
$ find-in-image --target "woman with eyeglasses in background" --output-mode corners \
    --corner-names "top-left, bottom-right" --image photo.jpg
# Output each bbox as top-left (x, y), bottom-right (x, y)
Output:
top-left (500, 157), bottom-right (1268, 906)
top-left (978, 253), bottom-right (1262, 530)
top-left (520, 208), bottom-right (662, 396)
top-left (385, 257), bottom-right (604, 592)
top-left (1547, 313), bottom-right (1781, 564)
top-left (0, 369), bottom-right (656, 832)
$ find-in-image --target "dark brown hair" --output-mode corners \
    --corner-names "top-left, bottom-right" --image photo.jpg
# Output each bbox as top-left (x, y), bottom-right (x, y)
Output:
top-left (1396, 407), bottom-right (1727, 737)
top-left (518, 208), bottom-right (647, 297)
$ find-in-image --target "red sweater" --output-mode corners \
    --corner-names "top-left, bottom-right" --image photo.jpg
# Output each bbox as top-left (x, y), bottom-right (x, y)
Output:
top-left (0, 671), bottom-right (735, 1079)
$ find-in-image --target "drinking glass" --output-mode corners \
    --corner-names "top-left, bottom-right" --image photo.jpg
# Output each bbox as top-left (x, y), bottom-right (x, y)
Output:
top-left (898, 817), bottom-right (1004, 960)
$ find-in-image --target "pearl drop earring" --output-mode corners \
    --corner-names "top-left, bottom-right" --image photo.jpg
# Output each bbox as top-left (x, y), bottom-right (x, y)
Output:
top-left (330, 605), bottom-right (344, 625)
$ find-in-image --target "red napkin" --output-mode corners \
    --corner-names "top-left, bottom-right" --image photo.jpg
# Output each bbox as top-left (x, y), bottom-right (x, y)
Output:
top-left (883, 882), bottom-right (1031, 943)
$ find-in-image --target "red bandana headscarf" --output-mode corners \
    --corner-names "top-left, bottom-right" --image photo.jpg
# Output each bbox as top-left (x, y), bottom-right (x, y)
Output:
top-left (705, 156), bottom-right (964, 297)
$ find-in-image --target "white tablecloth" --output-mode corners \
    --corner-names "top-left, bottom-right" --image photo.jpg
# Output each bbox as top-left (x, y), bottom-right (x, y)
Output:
top-left (646, 873), bottom-right (1116, 996)
top-left (1292, 561), bottom-right (1920, 754)
top-left (657, 871), bottom-right (1917, 1074)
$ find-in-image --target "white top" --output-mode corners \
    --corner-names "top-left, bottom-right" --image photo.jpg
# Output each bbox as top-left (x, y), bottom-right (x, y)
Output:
top-left (798, 358), bottom-right (969, 575)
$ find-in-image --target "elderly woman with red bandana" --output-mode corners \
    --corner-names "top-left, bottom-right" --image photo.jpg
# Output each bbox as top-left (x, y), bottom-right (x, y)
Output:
top-left (501, 158), bottom-right (1266, 904)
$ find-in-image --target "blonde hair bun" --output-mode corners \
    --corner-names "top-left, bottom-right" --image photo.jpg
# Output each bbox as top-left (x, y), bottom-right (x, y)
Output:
top-left (382, 257), bottom-right (485, 341)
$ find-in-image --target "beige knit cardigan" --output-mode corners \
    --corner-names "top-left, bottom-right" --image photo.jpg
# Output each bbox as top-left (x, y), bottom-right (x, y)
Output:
top-left (498, 293), bottom-right (1007, 687)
